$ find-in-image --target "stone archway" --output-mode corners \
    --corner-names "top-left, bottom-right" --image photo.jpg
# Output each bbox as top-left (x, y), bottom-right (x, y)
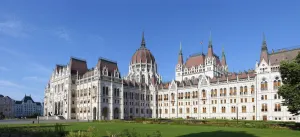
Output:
top-left (93, 107), bottom-right (97, 120)
top-left (102, 107), bottom-right (108, 120)
top-left (114, 108), bottom-right (120, 119)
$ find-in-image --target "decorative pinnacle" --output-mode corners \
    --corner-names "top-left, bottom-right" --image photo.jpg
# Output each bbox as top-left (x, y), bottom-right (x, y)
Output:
top-left (179, 41), bottom-right (182, 55)
top-left (262, 32), bottom-right (267, 50)
top-left (222, 46), bottom-right (225, 57)
top-left (208, 30), bottom-right (212, 48)
top-left (141, 31), bottom-right (146, 48)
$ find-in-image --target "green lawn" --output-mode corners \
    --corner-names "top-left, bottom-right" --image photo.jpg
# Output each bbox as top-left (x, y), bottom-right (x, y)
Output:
top-left (3, 122), bottom-right (300, 137)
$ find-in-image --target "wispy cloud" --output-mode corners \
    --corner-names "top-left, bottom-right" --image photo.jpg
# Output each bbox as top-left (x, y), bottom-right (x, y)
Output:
top-left (30, 63), bottom-right (52, 74)
top-left (0, 66), bottom-right (9, 71)
top-left (22, 76), bottom-right (48, 83)
top-left (55, 28), bottom-right (71, 42)
top-left (0, 19), bottom-right (29, 38)
top-left (0, 80), bottom-right (24, 88)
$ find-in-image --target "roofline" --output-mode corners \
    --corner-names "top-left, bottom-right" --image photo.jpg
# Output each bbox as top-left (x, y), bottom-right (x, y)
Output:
top-left (70, 56), bottom-right (87, 62)
top-left (98, 57), bottom-right (117, 64)
top-left (270, 45), bottom-right (300, 55)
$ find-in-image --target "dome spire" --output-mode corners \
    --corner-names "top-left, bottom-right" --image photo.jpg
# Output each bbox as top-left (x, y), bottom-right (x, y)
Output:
top-left (141, 31), bottom-right (146, 48)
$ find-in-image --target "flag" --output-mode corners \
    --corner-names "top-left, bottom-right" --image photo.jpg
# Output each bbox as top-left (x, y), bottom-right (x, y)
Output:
top-left (200, 41), bottom-right (203, 45)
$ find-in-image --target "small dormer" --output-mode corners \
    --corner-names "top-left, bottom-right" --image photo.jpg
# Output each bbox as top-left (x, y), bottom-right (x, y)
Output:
top-left (102, 66), bottom-right (108, 76)
top-left (114, 70), bottom-right (120, 78)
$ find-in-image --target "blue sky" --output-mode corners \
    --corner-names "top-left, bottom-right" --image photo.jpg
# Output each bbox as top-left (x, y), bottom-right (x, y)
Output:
top-left (1, 0), bottom-right (300, 101)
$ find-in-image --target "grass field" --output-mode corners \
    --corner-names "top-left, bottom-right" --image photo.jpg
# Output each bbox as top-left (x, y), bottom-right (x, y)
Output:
top-left (3, 122), bottom-right (300, 137)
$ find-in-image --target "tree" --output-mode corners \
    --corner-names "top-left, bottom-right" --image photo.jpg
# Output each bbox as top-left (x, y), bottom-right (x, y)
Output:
top-left (278, 52), bottom-right (300, 115)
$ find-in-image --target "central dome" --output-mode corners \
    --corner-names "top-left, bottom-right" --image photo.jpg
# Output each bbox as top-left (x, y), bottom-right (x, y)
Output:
top-left (131, 33), bottom-right (156, 64)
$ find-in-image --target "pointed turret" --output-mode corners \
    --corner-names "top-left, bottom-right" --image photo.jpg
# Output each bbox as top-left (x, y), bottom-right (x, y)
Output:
top-left (259, 33), bottom-right (269, 64)
top-left (207, 31), bottom-right (214, 57)
top-left (178, 42), bottom-right (184, 65)
top-left (221, 47), bottom-right (227, 66)
top-left (141, 31), bottom-right (146, 48)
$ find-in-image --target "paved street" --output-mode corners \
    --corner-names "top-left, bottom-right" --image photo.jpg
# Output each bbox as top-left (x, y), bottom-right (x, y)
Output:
top-left (0, 119), bottom-right (87, 125)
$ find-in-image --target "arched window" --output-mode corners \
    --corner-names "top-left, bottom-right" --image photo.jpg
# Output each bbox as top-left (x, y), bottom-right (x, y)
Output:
top-left (171, 93), bottom-right (175, 100)
top-left (275, 103), bottom-right (281, 112)
top-left (211, 89), bottom-right (214, 97)
top-left (194, 108), bottom-right (197, 113)
top-left (244, 86), bottom-right (248, 95)
top-left (230, 87), bottom-right (233, 96)
top-left (240, 86), bottom-right (243, 95)
top-left (231, 106), bottom-right (236, 113)
top-left (212, 107), bottom-right (216, 113)
top-left (214, 89), bottom-right (217, 97)
top-left (224, 88), bottom-right (227, 96)
top-left (261, 78), bottom-right (268, 90)
top-left (242, 106), bottom-right (246, 113)
top-left (273, 77), bottom-right (281, 89)
top-left (262, 104), bottom-right (268, 112)
top-left (251, 85), bottom-right (255, 94)
top-left (202, 107), bottom-right (207, 113)
top-left (202, 90), bottom-right (206, 98)
top-left (234, 87), bottom-right (237, 95)
top-left (221, 106), bottom-right (226, 113)
top-left (220, 88), bottom-right (223, 96)
top-left (141, 75), bottom-right (145, 83)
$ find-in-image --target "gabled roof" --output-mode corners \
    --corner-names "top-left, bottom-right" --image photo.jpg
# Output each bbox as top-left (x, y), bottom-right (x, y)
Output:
top-left (21, 95), bottom-right (35, 103)
top-left (97, 58), bottom-right (119, 77)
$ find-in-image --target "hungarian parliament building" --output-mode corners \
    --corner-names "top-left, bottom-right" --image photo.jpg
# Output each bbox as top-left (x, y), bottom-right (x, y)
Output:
top-left (43, 33), bottom-right (300, 122)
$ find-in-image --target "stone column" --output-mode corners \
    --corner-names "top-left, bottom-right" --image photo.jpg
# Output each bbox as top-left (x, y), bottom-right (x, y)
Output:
top-left (120, 83), bottom-right (124, 119)
top-left (109, 82), bottom-right (113, 120)
top-left (98, 81), bottom-right (101, 120)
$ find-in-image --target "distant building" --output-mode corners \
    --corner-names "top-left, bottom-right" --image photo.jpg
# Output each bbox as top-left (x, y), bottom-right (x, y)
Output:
top-left (0, 94), bottom-right (14, 118)
top-left (14, 95), bottom-right (43, 117)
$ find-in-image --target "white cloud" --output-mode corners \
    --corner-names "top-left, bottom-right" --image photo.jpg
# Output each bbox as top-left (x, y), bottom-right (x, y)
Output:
top-left (0, 66), bottom-right (8, 71)
top-left (55, 28), bottom-right (71, 42)
top-left (0, 20), bottom-right (28, 38)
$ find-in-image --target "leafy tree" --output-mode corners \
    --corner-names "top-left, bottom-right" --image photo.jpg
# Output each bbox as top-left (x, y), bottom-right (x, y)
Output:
top-left (278, 52), bottom-right (300, 115)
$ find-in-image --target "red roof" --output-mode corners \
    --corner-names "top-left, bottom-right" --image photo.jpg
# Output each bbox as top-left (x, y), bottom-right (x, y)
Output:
top-left (131, 47), bottom-right (155, 64)
top-left (185, 53), bottom-right (205, 68)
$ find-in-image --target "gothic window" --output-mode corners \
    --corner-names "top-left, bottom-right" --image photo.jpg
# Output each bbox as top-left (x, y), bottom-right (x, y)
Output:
top-left (242, 106), bottom-right (246, 113)
top-left (251, 85), bottom-right (255, 94)
top-left (221, 106), bottom-right (226, 113)
top-left (240, 86), bottom-right (243, 95)
top-left (202, 90), bottom-right (206, 98)
top-left (273, 77), bottom-right (281, 90)
top-left (261, 78), bottom-right (268, 90)
top-left (141, 75), bottom-right (145, 83)
top-left (244, 86), bottom-right (248, 94)
top-left (274, 103), bottom-right (281, 112)
top-left (261, 104), bottom-right (268, 112)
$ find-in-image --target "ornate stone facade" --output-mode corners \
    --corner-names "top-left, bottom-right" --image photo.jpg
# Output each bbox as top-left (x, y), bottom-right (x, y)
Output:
top-left (44, 33), bottom-right (300, 122)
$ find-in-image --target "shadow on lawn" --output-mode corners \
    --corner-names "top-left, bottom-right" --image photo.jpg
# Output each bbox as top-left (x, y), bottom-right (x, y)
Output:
top-left (178, 130), bottom-right (258, 137)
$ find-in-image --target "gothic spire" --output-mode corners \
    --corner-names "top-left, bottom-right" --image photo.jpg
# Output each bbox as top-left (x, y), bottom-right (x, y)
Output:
top-left (221, 47), bottom-right (227, 66)
top-left (179, 41), bottom-right (182, 55)
top-left (208, 30), bottom-right (212, 48)
top-left (178, 42), bottom-right (184, 65)
top-left (141, 31), bottom-right (146, 48)
top-left (260, 32), bottom-right (269, 64)
top-left (262, 32), bottom-right (267, 51)
top-left (207, 31), bottom-right (214, 57)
